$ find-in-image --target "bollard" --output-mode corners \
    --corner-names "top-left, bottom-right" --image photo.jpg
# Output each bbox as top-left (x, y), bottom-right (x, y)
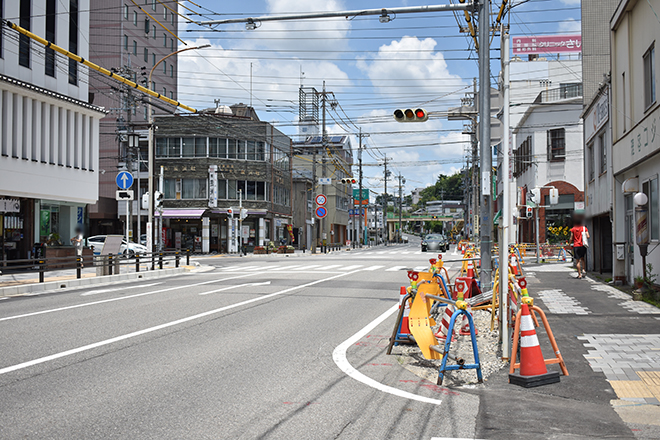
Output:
top-left (39, 259), bottom-right (45, 283)
top-left (76, 256), bottom-right (82, 279)
top-left (108, 254), bottom-right (113, 276)
top-left (151, 252), bottom-right (155, 271)
top-left (175, 251), bottom-right (180, 268)
top-left (135, 253), bottom-right (140, 273)
top-left (159, 252), bottom-right (163, 270)
top-left (186, 249), bottom-right (190, 266)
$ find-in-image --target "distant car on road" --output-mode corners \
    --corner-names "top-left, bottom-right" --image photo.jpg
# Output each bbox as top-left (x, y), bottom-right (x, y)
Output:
top-left (421, 234), bottom-right (448, 252)
top-left (87, 235), bottom-right (149, 256)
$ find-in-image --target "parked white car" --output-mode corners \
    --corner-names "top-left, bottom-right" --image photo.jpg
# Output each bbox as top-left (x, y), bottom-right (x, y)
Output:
top-left (87, 235), bottom-right (149, 256)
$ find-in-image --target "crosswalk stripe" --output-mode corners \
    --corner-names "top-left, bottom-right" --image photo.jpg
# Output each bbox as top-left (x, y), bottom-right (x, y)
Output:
top-left (338, 265), bottom-right (362, 271)
top-left (363, 265), bottom-right (384, 271)
top-left (320, 265), bottom-right (342, 270)
top-left (388, 251), bottom-right (400, 254)
top-left (291, 265), bottom-right (321, 271)
top-left (270, 265), bottom-right (301, 271)
top-left (413, 266), bottom-right (429, 272)
top-left (386, 266), bottom-right (407, 271)
top-left (223, 265), bottom-right (257, 272)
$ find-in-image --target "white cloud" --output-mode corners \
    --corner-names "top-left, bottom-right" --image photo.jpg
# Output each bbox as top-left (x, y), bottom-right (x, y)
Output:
top-left (558, 18), bottom-right (581, 33)
top-left (559, 0), bottom-right (580, 5)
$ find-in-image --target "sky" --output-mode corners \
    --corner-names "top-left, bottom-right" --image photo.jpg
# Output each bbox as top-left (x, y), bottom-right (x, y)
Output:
top-left (176, 0), bottom-right (582, 200)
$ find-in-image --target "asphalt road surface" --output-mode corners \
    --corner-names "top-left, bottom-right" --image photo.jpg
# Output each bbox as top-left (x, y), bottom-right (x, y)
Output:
top-left (0, 240), bottom-right (483, 439)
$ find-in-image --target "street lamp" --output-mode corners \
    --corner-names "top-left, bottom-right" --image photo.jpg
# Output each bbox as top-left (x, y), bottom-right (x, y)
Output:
top-left (147, 44), bottom-right (210, 254)
top-left (127, 133), bottom-right (140, 244)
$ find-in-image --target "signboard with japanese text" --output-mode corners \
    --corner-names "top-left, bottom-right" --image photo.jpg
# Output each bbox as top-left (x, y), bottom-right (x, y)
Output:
top-left (208, 165), bottom-right (218, 208)
top-left (513, 35), bottom-right (581, 55)
top-left (613, 105), bottom-right (660, 174)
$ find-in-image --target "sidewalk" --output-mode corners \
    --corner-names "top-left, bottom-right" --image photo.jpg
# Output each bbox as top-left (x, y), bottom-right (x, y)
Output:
top-left (508, 262), bottom-right (660, 439)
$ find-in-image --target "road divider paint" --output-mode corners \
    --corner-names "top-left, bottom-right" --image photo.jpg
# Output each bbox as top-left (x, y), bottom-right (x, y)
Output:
top-left (0, 273), bottom-right (255, 323)
top-left (0, 270), bottom-right (363, 376)
top-left (81, 282), bottom-right (162, 296)
top-left (198, 281), bottom-right (271, 295)
top-left (332, 304), bottom-right (444, 406)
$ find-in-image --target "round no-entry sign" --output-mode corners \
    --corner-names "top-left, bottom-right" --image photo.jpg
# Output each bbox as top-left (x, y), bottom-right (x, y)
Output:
top-left (315, 206), bottom-right (327, 218)
top-left (315, 194), bottom-right (327, 205)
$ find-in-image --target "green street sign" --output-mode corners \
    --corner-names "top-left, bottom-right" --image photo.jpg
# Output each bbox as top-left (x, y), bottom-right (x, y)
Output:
top-left (352, 189), bottom-right (369, 200)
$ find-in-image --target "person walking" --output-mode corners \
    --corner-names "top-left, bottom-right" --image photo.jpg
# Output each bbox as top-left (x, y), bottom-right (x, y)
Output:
top-left (70, 227), bottom-right (84, 268)
top-left (570, 219), bottom-right (589, 279)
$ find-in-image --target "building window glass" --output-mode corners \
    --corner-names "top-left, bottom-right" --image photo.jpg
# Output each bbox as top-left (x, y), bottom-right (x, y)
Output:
top-left (547, 128), bottom-right (565, 161)
top-left (170, 65), bottom-right (174, 78)
top-left (182, 137), bottom-right (195, 157)
top-left (227, 139), bottom-right (237, 159)
top-left (163, 62), bottom-right (167, 74)
top-left (124, 35), bottom-right (128, 52)
top-left (217, 179), bottom-right (227, 199)
top-left (163, 33), bottom-right (167, 47)
top-left (19, 0), bottom-right (31, 68)
top-left (182, 179), bottom-right (207, 199)
top-left (68, 0), bottom-right (79, 85)
top-left (124, 4), bottom-right (129, 19)
top-left (144, 48), bottom-right (149, 62)
top-left (228, 180), bottom-right (237, 199)
top-left (247, 140), bottom-right (256, 160)
top-left (133, 10), bottom-right (138, 25)
top-left (170, 38), bottom-right (174, 51)
top-left (152, 25), bottom-right (156, 39)
top-left (45, 0), bottom-right (57, 77)
top-left (164, 7), bottom-right (167, 20)
top-left (162, 87), bottom-right (166, 96)
top-left (599, 133), bottom-right (606, 174)
top-left (587, 141), bottom-right (594, 181)
top-left (163, 178), bottom-right (176, 199)
top-left (644, 44), bottom-right (656, 109)
top-left (210, 138), bottom-right (227, 158)
top-left (151, 0), bottom-right (156, 11)
top-left (132, 40), bottom-right (137, 55)
top-left (246, 181), bottom-right (257, 200)
top-left (171, 11), bottom-right (175, 25)
top-left (195, 137), bottom-right (206, 157)
top-left (144, 17), bottom-right (150, 34)
top-left (651, 177), bottom-right (659, 241)
top-left (152, 53), bottom-right (156, 66)
top-left (170, 91), bottom-right (174, 100)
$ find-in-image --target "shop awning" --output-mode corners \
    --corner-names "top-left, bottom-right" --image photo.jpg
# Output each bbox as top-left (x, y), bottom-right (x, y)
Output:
top-left (161, 209), bottom-right (206, 218)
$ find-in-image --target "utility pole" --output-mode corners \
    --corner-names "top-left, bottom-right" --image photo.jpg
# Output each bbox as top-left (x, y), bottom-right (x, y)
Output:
top-left (357, 129), bottom-right (369, 247)
top-left (478, 0), bottom-right (492, 287)
top-left (398, 173), bottom-right (405, 243)
top-left (312, 143), bottom-right (317, 254)
top-left (321, 81), bottom-right (327, 253)
top-left (500, 23), bottom-right (511, 359)
top-left (472, 78), bottom-right (479, 240)
top-left (383, 157), bottom-right (390, 245)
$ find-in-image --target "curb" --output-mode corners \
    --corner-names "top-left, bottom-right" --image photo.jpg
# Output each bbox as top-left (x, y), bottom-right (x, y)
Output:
top-left (0, 267), bottom-right (188, 298)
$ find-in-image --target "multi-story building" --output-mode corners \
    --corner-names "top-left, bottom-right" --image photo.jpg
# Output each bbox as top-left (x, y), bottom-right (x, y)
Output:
top-left (0, 0), bottom-right (105, 261)
top-left (292, 135), bottom-right (353, 247)
top-left (513, 86), bottom-right (584, 243)
top-left (581, 0), bottom-right (619, 274)
top-left (610, 0), bottom-right (660, 284)
top-left (87, 0), bottom-right (178, 236)
top-left (152, 106), bottom-right (292, 253)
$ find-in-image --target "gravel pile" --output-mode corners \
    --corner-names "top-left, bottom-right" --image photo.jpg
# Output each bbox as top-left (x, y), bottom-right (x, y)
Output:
top-left (395, 309), bottom-right (506, 387)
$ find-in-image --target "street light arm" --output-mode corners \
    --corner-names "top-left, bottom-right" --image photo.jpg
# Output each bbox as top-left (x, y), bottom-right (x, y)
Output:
top-left (148, 44), bottom-right (211, 88)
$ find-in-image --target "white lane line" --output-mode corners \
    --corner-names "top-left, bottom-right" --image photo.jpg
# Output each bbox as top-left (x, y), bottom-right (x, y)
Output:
top-left (362, 265), bottom-right (384, 271)
top-left (199, 281), bottom-right (271, 296)
top-left (320, 265), bottom-right (342, 270)
top-left (0, 270), bottom-right (363, 376)
top-left (291, 265), bottom-right (321, 271)
top-left (332, 304), bottom-right (443, 406)
top-left (223, 265), bottom-right (258, 272)
top-left (81, 282), bottom-right (162, 296)
top-left (0, 273), bottom-right (255, 323)
top-left (338, 265), bottom-right (362, 271)
top-left (386, 266), bottom-right (406, 272)
top-left (268, 265), bottom-right (301, 271)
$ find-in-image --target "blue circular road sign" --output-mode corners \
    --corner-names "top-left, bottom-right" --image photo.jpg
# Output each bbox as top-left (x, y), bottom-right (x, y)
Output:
top-left (116, 171), bottom-right (134, 189)
top-left (315, 206), bottom-right (327, 218)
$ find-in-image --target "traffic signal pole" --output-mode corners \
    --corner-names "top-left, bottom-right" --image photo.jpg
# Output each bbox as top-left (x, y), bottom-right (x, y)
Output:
top-left (383, 157), bottom-right (389, 245)
top-left (478, 0), bottom-right (492, 288)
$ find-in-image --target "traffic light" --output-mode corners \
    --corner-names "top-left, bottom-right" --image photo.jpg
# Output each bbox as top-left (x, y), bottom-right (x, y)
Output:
top-left (240, 208), bottom-right (248, 220)
top-left (529, 187), bottom-right (541, 204)
top-left (393, 108), bottom-right (428, 122)
top-left (154, 191), bottom-right (163, 209)
top-left (228, 207), bottom-right (234, 218)
top-left (340, 178), bottom-right (357, 184)
top-left (142, 192), bottom-right (149, 210)
top-left (526, 206), bottom-right (533, 218)
top-left (549, 188), bottom-right (559, 205)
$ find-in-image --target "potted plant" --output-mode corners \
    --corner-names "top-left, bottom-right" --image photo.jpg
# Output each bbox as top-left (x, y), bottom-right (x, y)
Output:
top-left (286, 245), bottom-right (295, 254)
top-left (277, 245), bottom-right (288, 254)
top-left (253, 246), bottom-right (266, 255)
top-left (634, 276), bottom-right (644, 290)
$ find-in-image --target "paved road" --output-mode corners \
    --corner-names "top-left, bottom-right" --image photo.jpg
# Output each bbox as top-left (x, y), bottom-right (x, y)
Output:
top-left (1, 240), bottom-right (657, 439)
top-left (0, 241), bottom-right (482, 439)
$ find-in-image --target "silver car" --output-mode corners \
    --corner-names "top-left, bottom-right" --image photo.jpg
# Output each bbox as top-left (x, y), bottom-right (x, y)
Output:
top-left (421, 234), bottom-right (448, 252)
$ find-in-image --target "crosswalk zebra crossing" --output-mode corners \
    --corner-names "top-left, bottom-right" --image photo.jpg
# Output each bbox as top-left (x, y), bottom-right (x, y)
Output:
top-left (216, 263), bottom-right (440, 273)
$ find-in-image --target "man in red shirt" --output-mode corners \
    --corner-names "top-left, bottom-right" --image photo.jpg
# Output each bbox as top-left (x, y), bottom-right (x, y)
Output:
top-left (570, 219), bottom-right (589, 279)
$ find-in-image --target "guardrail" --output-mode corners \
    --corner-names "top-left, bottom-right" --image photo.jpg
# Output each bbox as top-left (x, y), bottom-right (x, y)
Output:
top-left (0, 249), bottom-right (190, 283)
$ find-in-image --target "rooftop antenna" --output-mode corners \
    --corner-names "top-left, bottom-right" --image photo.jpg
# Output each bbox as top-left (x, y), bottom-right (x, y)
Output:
top-left (214, 98), bottom-right (221, 110)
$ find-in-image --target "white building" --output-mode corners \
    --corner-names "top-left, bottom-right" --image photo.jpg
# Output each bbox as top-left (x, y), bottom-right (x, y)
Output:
top-left (0, 0), bottom-right (105, 260)
top-left (610, 0), bottom-right (660, 285)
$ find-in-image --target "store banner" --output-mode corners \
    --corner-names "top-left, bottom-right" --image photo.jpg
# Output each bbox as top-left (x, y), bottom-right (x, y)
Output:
top-left (208, 165), bottom-right (218, 208)
top-left (286, 224), bottom-right (295, 242)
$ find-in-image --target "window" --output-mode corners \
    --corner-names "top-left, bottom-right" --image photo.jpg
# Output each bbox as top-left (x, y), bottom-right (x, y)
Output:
top-left (152, 25), bottom-right (156, 39)
top-left (170, 91), bottom-right (173, 100)
top-left (132, 40), bottom-right (137, 55)
top-left (547, 128), bottom-right (565, 160)
top-left (247, 181), bottom-right (257, 200)
top-left (623, 72), bottom-right (627, 132)
top-left (124, 4), bottom-right (129, 19)
top-left (124, 35), bottom-right (128, 52)
top-left (68, 0), bottom-right (79, 85)
top-left (513, 136), bottom-right (532, 177)
top-left (652, 177), bottom-right (659, 240)
top-left (151, 0), bottom-right (156, 10)
top-left (163, 178), bottom-right (176, 199)
top-left (162, 87), bottom-right (166, 97)
top-left (133, 10), bottom-right (138, 25)
top-left (182, 137), bottom-right (195, 157)
top-left (644, 44), bottom-right (656, 109)
top-left (19, 0), bottom-right (31, 68)
top-left (152, 53), bottom-right (156, 66)
top-left (182, 179), bottom-right (207, 199)
top-left (195, 137), bottom-right (206, 157)
top-left (228, 139), bottom-right (238, 159)
top-left (164, 7), bottom-right (167, 20)
top-left (163, 62), bottom-right (167, 74)
top-left (45, 0), bottom-right (56, 77)
top-left (171, 11), bottom-right (175, 25)
top-left (163, 33), bottom-right (167, 47)
top-left (247, 141), bottom-right (256, 160)
top-left (170, 65), bottom-right (174, 78)
top-left (237, 140), bottom-right (246, 160)
top-left (144, 48), bottom-right (149, 62)
top-left (218, 179), bottom-right (227, 199)
top-left (587, 142), bottom-right (594, 181)
top-left (144, 18), bottom-right (150, 34)
top-left (170, 38), bottom-right (174, 51)
top-left (228, 180), bottom-right (237, 199)
top-left (599, 133), bottom-right (607, 174)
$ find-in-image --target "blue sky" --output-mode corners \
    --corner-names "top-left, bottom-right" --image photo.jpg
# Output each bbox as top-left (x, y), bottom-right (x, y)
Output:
top-left (177, 0), bottom-right (582, 198)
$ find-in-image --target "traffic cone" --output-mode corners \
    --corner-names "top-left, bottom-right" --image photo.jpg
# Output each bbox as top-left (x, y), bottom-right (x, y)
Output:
top-left (398, 286), bottom-right (411, 338)
top-left (509, 303), bottom-right (560, 387)
top-left (434, 304), bottom-right (456, 342)
top-left (466, 261), bottom-right (475, 279)
top-left (459, 304), bottom-right (478, 336)
top-left (510, 254), bottom-right (519, 276)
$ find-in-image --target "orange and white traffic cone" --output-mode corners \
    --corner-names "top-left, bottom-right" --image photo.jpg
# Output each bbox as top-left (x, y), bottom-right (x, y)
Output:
top-left (466, 260), bottom-right (475, 279)
top-left (510, 254), bottom-right (519, 276)
top-left (398, 286), bottom-right (411, 338)
top-left (434, 304), bottom-right (456, 342)
top-left (459, 304), bottom-right (478, 336)
top-left (509, 303), bottom-right (560, 387)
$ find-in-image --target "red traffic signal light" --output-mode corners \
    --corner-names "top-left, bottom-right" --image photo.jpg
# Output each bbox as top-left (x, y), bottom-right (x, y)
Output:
top-left (394, 108), bottom-right (428, 122)
top-left (340, 178), bottom-right (356, 184)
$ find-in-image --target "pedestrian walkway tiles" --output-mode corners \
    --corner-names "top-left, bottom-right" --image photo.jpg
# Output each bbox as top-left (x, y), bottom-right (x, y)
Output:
top-left (537, 289), bottom-right (591, 314)
top-left (578, 334), bottom-right (660, 405)
top-left (588, 281), bottom-right (660, 314)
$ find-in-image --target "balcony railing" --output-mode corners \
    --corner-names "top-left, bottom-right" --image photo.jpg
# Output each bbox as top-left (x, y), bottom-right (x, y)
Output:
top-left (534, 84), bottom-right (583, 103)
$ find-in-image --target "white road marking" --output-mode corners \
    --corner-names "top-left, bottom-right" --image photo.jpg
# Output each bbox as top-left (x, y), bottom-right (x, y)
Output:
top-left (320, 265), bottom-right (342, 270)
top-left (291, 265), bottom-right (321, 271)
top-left (338, 265), bottom-right (362, 271)
top-left (0, 273), bottom-right (255, 323)
top-left (198, 281), bottom-right (271, 296)
top-left (81, 282), bottom-right (162, 296)
top-left (0, 270), bottom-right (363, 376)
top-left (413, 266), bottom-right (429, 272)
top-left (362, 265), bottom-right (384, 271)
top-left (386, 266), bottom-right (407, 272)
top-left (332, 304), bottom-right (443, 406)
top-left (269, 265), bottom-right (301, 271)
top-left (222, 265), bottom-right (258, 272)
